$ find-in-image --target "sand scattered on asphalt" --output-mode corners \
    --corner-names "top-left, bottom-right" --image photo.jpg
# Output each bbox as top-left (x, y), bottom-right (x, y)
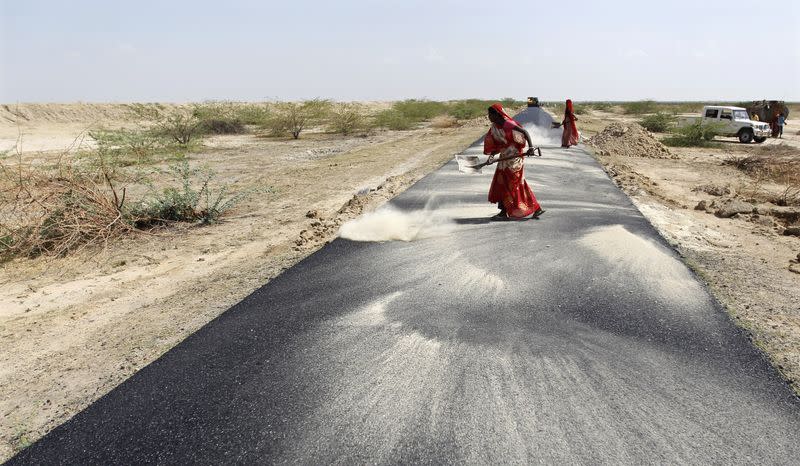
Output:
top-left (579, 224), bottom-right (703, 308)
top-left (338, 292), bottom-right (403, 327)
top-left (338, 206), bottom-right (455, 242)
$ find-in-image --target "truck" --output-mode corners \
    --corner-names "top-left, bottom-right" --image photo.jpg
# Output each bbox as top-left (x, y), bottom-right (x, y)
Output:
top-left (679, 105), bottom-right (771, 143)
top-left (746, 100), bottom-right (790, 138)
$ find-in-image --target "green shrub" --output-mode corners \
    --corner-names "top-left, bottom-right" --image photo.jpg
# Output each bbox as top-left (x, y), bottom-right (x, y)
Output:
top-left (234, 104), bottom-right (271, 125)
top-left (328, 103), bottom-right (365, 135)
top-left (264, 100), bottom-right (330, 139)
top-left (126, 103), bottom-right (164, 121)
top-left (374, 109), bottom-right (413, 130)
top-left (199, 118), bottom-right (246, 134)
top-left (589, 102), bottom-right (613, 111)
top-left (447, 99), bottom-right (491, 120)
top-left (129, 161), bottom-right (268, 226)
top-left (499, 97), bottom-right (525, 108)
top-left (191, 102), bottom-right (248, 134)
top-left (392, 100), bottom-right (448, 122)
top-left (156, 114), bottom-right (202, 145)
top-left (573, 104), bottom-right (590, 115)
top-left (622, 100), bottom-right (659, 114)
top-left (663, 102), bottom-right (705, 114)
top-left (639, 112), bottom-right (677, 132)
top-left (662, 121), bottom-right (722, 147)
top-left (86, 128), bottom-right (184, 167)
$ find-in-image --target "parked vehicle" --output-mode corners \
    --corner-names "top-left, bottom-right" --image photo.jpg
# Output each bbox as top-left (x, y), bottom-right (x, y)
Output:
top-left (679, 105), bottom-right (771, 143)
top-left (746, 100), bottom-right (789, 124)
top-left (746, 100), bottom-right (790, 138)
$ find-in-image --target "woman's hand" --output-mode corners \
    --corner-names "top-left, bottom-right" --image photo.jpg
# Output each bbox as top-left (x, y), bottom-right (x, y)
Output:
top-left (525, 147), bottom-right (535, 156)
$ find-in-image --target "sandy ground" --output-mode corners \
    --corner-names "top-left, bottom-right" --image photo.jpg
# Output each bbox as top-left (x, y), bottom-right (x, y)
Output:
top-left (573, 107), bottom-right (800, 398)
top-left (0, 105), bottom-right (486, 458)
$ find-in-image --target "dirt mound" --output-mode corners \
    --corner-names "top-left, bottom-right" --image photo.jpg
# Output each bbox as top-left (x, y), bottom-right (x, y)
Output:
top-left (588, 122), bottom-right (676, 159)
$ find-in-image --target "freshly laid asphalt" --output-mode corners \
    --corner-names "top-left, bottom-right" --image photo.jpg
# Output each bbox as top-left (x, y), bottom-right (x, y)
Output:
top-left (9, 108), bottom-right (800, 465)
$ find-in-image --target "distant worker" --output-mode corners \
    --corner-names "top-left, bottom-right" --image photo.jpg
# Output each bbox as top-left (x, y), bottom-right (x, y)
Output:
top-left (751, 113), bottom-right (760, 121)
top-left (484, 103), bottom-right (544, 220)
top-left (561, 99), bottom-right (580, 148)
top-left (777, 113), bottom-right (786, 138)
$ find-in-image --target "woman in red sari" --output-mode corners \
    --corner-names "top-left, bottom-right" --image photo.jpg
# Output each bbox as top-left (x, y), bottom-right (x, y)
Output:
top-left (484, 103), bottom-right (544, 220)
top-left (561, 99), bottom-right (579, 148)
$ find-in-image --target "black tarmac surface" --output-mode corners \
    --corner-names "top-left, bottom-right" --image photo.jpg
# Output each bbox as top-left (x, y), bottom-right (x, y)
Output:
top-left (9, 108), bottom-right (800, 465)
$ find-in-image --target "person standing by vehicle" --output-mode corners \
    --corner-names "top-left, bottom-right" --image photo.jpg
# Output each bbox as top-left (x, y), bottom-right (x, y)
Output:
top-left (777, 113), bottom-right (786, 138)
top-left (561, 99), bottom-right (579, 148)
top-left (484, 103), bottom-right (544, 220)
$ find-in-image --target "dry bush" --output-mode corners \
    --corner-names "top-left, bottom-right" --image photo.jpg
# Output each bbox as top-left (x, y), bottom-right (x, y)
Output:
top-left (0, 153), bottom-right (131, 259)
top-left (1, 136), bottom-right (263, 261)
top-left (430, 115), bottom-right (458, 128)
top-left (724, 154), bottom-right (800, 206)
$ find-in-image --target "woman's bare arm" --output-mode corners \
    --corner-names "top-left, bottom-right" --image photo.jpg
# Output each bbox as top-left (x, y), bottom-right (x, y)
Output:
top-left (512, 125), bottom-right (534, 149)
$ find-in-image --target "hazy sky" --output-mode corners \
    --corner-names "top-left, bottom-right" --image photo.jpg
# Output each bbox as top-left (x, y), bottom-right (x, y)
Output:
top-left (2, 0), bottom-right (799, 102)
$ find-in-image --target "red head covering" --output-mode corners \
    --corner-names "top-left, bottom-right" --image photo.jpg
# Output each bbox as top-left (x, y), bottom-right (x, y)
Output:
top-left (565, 99), bottom-right (574, 114)
top-left (484, 103), bottom-right (525, 155)
top-left (489, 103), bottom-right (520, 128)
top-left (490, 103), bottom-right (513, 121)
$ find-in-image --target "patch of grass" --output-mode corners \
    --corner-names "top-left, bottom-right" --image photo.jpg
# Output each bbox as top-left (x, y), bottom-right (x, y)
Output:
top-left (622, 100), bottom-right (659, 114)
top-left (662, 121), bottom-right (721, 147)
top-left (11, 426), bottom-right (33, 453)
top-left (639, 112), bottom-right (677, 133)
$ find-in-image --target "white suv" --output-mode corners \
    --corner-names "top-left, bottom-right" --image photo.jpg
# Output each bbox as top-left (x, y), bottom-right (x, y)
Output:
top-left (680, 106), bottom-right (772, 143)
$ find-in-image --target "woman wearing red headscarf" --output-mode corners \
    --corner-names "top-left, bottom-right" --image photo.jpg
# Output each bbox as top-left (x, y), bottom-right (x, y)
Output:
top-left (561, 99), bottom-right (579, 148)
top-left (484, 103), bottom-right (544, 220)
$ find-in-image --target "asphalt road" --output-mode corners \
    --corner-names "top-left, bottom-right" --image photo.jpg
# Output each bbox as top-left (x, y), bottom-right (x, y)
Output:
top-left (9, 108), bottom-right (800, 465)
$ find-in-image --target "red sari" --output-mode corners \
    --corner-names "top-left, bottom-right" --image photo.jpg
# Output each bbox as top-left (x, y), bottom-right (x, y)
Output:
top-left (561, 99), bottom-right (579, 148)
top-left (484, 104), bottom-right (541, 218)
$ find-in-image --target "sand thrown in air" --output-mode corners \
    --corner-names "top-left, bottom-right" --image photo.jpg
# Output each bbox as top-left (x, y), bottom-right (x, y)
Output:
top-left (338, 205), bottom-right (455, 242)
top-left (525, 123), bottom-right (563, 146)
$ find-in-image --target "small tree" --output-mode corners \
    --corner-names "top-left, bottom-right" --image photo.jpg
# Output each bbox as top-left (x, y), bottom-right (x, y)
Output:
top-left (159, 114), bottom-right (201, 145)
top-left (268, 99), bottom-right (330, 139)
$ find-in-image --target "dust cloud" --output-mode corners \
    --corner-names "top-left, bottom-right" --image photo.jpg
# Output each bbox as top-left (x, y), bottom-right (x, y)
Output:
top-left (525, 123), bottom-right (563, 146)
